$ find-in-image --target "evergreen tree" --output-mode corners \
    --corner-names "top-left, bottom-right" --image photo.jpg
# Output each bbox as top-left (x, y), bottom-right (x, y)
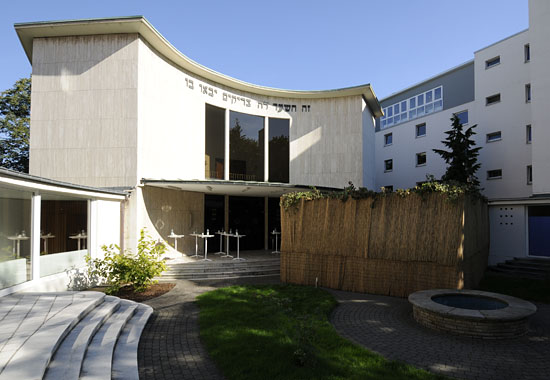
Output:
top-left (0, 78), bottom-right (31, 172)
top-left (433, 115), bottom-right (481, 188)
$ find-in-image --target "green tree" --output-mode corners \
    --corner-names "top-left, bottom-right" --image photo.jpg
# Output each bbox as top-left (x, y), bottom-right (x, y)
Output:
top-left (0, 77), bottom-right (31, 172)
top-left (433, 114), bottom-right (481, 188)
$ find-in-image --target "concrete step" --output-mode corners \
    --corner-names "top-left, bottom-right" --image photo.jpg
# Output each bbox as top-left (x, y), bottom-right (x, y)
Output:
top-left (167, 258), bottom-right (280, 268)
top-left (80, 299), bottom-right (138, 380)
top-left (183, 273), bottom-right (281, 281)
top-left (497, 263), bottom-right (550, 273)
top-left (164, 263), bottom-right (280, 274)
top-left (162, 268), bottom-right (281, 280)
top-left (487, 266), bottom-right (548, 280)
top-left (510, 257), bottom-right (550, 269)
top-left (112, 304), bottom-right (154, 380)
top-left (0, 292), bottom-right (105, 380)
top-left (43, 296), bottom-right (121, 380)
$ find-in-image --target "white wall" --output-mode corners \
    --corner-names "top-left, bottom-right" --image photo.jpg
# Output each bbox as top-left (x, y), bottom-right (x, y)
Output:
top-left (529, 0), bottom-right (550, 195)
top-left (488, 204), bottom-right (527, 265)
top-left (474, 30), bottom-right (533, 200)
top-left (30, 35), bottom-right (140, 188)
top-left (93, 200), bottom-right (122, 257)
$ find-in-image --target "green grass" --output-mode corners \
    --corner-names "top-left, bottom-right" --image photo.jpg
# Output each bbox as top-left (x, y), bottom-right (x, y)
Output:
top-left (477, 273), bottom-right (550, 303)
top-left (197, 284), bottom-right (447, 380)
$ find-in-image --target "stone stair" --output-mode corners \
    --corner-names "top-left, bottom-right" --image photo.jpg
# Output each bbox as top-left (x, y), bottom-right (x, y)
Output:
top-left (0, 291), bottom-right (152, 380)
top-left (488, 257), bottom-right (550, 279)
top-left (161, 257), bottom-right (281, 280)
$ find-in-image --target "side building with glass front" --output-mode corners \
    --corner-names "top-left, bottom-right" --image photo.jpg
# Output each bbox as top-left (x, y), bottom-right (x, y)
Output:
top-left (0, 168), bottom-right (125, 295)
top-left (15, 16), bottom-right (382, 254)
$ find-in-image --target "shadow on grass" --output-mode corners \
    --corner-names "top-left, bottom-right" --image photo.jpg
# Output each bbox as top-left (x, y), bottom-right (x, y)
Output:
top-left (197, 284), bottom-right (447, 380)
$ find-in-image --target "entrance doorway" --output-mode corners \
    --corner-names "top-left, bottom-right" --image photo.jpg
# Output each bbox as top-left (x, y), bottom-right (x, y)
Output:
top-left (204, 195), bottom-right (224, 253)
top-left (528, 205), bottom-right (550, 257)
top-left (268, 198), bottom-right (281, 250)
top-left (228, 196), bottom-right (264, 251)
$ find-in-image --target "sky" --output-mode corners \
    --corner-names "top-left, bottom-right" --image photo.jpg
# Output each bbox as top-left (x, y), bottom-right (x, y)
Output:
top-left (0, 0), bottom-right (528, 100)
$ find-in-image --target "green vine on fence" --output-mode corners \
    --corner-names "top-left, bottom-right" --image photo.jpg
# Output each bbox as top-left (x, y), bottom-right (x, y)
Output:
top-left (281, 177), bottom-right (485, 210)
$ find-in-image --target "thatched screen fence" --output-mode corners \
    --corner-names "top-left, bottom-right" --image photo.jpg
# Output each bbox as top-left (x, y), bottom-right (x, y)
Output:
top-left (280, 193), bottom-right (489, 297)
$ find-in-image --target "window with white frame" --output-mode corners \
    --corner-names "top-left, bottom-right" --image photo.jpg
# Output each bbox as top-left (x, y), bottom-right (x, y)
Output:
top-left (486, 131), bottom-right (502, 142)
top-left (454, 110), bottom-right (468, 125)
top-left (384, 159), bottom-right (393, 172)
top-left (487, 169), bottom-right (502, 179)
top-left (380, 86), bottom-right (443, 129)
top-left (527, 165), bottom-right (532, 185)
top-left (485, 56), bottom-right (500, 69)
top-left (416, 123), bottom-right (426, 138)
top-left (416, 152), bottom-right (427, 166)
top-left (525, 84), bottom-right (531, 103)
top-left (384, 133), bottom-right (393, 146)
top-left (526, 124), bottom-right (532, 143)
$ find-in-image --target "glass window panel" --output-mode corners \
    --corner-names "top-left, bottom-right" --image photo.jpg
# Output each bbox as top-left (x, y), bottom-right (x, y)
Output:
top-left (0, 186), bottom-right (32, 289)
top-left (205, 104), bottom-right (226, 179)
top-left (426, 91), bottom-right (433, 103)
top-left (417, 94), bottom-right (424, 106)
top-left (268, 118), bottom-right (289, 183)
top-left (456, 110), bottom-right (468, 124)
top-left (410, 98), bottom-right (416, 108)
top-left (425, 103), bottom-right (434, 114)
top-left (416, 152), bottom-right (427, 166)
top-left (409, 110), bottom-right (416, 119)
top-left (387, 107), bottom-right (393, 117)
top-left (417, 106), bottom-right (425, 116)
top-left (394, 114), bottom-right (400, 123)
top-left (401, 101), bottom-right (407, 111)
top-left (382, 120), bottom-right (387, 128)
top-left (434, 87), bottom-right (442, 99)
top-left (416, 123), bottom-right (426, 137)
top-left (434, 100), bottom-right (443, 111)
top-left (394, 104), bottom-right (400, 114)
top-left (400, 112), bottom-right (407, 121)
top-left (230, 111), bottom-right (265, 181)
top-left (384, 133), bottom-right (392, 145)
top-left (387, 117), bottom-right (393, 125)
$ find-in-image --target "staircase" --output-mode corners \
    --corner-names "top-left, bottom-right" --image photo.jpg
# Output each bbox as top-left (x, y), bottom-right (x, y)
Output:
top-left (161, 257), bottom-right (281, 280)
top-left (488, 257), bottom-right (550, 280)
top-left (0, 291), bottom-right (152, 380)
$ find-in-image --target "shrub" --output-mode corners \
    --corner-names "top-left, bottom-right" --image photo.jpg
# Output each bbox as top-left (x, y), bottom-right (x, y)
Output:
top-left (86, 228), bottom-right (166, 294)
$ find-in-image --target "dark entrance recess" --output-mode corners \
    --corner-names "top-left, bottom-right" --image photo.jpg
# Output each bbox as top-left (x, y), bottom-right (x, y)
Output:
top-left (204, 195), bottom-right (225, 253)
top-left (268, 198), bottom-right (281, 250)
top-left (528, 206), bottom-right (550, 257)
top-left (228, 196), bottom-right (264, 251)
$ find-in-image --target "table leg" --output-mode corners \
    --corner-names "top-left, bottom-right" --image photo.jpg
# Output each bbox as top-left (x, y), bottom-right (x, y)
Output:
top-left (215, 234), bottom-right (224, 255)
top-left (222, 235), bottom-right (233, 258)
top-left (193, 236), bottom-right (199, 257)
top-left (44, 239), bottom-right (48, 254)
top-left (233, 237), bottom-right (245, 261)
top-left (16, 240), bottom-right (20, 259)
top-left (201, 238), bottom-right (212, 261)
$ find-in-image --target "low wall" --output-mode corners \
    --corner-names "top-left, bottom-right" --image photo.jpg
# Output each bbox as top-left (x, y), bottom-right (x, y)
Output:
top-left (280, 193), bottom-right (489, 297)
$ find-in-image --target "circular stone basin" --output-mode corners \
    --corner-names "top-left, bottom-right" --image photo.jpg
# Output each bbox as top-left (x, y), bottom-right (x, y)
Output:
top-left (408, 289), bottom-right (537, 339)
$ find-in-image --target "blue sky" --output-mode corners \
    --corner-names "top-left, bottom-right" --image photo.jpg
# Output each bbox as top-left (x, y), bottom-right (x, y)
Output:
top-left (0, 0), bottom-right (528, 99)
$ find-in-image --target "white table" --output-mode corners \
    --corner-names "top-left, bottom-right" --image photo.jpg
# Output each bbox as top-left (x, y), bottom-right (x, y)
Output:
top-left (230, 232), bottom-right (246, 261)
top-left (271, 230), bottom-right (281, 254)
top-left (198, 231), bottom-right (215, 261)
top-left (189, 233), bottom-right (201, 258)
top-left (69, 231), bottom-right (87, 250)
top-left (7, 233), bottom-right (30, 259)
top-left (168, 230), bottom-right (184, 252)
top-left (40, 233), bottom-right (56, 254)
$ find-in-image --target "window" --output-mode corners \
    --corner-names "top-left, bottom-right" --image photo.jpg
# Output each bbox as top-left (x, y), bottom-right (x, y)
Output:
top-left (230, 111), bottom-right (264, 181)
top-left (526, 124), bottom-right (532, 143)
top-left (525, 44), bottom-right (530, 62)
top-left (485, 56), bottom-right (501, 69)
top-left (486, 131), bottom-right (502, 142)
top-left (384, 159), bottom-right (393, 172)
top-left (416, 123), bottom-right (426, 137)
top-left (487, 169), bottom-right (502, 179)
top-left (416, 152), bottom-right (427, 166)
top-left (380, 86), bottom-right (443, 129)
top-left (454, 110), bottom-right (468, 125)
top-left (525, 84), bottom-right (531, 103)
top-left (527, 165), bottom-right (533, 185)
top-left (268, 118), bottom-right (289, 183)
top-left (486, 93), bottom-right (501, 105)
top-left (384, 133), bottom-right (393, 146)
top-left (205, 104), bottom-right (226, 179)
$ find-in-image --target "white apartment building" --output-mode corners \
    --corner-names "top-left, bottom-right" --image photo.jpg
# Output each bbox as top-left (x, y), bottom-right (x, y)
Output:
top-left (375, 0), bottom-right (550, 265)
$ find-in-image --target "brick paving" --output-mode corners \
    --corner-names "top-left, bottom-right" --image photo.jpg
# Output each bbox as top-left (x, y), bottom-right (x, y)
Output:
top-left (138, 276), bottom-right (280, 380)
top-left (329, 289), bottom-right (550, 380)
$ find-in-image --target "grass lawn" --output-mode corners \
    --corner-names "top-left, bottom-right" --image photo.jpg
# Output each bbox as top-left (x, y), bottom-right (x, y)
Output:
top-left (477, 273), bottom-right (550, 303)
top-left (197, 284), bottom-right (447, 380)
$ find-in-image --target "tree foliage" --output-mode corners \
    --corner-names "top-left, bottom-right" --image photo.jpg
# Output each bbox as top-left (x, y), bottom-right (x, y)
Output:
top-left (433, 115), bottom-right (481, 188)
top-left (0, 77), bottom-right (31, 172)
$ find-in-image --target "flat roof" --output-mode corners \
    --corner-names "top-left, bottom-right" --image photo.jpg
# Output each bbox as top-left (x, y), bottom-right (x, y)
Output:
top-left (141, 178), bottom-right (340, 198)
top-left (0, 167), bottom-right (127, 199)
top-left (14, 16), bottom-right (383, 117)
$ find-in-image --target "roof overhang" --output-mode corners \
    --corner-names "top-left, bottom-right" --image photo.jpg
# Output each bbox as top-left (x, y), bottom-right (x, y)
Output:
top-left (141, 179), bottom-right (338, 198)
top-left (14, 16), bottom-right (383, 117)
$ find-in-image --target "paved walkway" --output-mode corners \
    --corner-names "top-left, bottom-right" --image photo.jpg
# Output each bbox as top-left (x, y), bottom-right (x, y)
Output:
top-left (329, 289), bottom-right (550, 380)
top-left (138, 277), bottom-right (280, 380)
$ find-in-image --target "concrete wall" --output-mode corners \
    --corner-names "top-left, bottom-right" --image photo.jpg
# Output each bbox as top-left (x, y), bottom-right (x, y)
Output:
top-left (474, 30), bottom-right (533, 200)
top-left (529, 0), bottom-right (550, 195)
top-left (29, 35), bottom-right (140, 188)
top-left (488, 204), bottom-right (527, 265)
top-left (93, 200), bottom-right (121, 257)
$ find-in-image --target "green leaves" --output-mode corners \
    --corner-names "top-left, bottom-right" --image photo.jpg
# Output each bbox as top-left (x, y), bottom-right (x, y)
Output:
top-left (0, 77), bottom-right (31, 172)
top-left (85, 228), bottom-right (167, 294)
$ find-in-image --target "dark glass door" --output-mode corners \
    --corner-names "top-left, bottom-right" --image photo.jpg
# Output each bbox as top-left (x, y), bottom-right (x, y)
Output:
top-left (528, 206), bottom-right (550, 257)
top-left (228, 196), bottom-right (264, 251)
top-left (204, 195), bottom-right (225, 253)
